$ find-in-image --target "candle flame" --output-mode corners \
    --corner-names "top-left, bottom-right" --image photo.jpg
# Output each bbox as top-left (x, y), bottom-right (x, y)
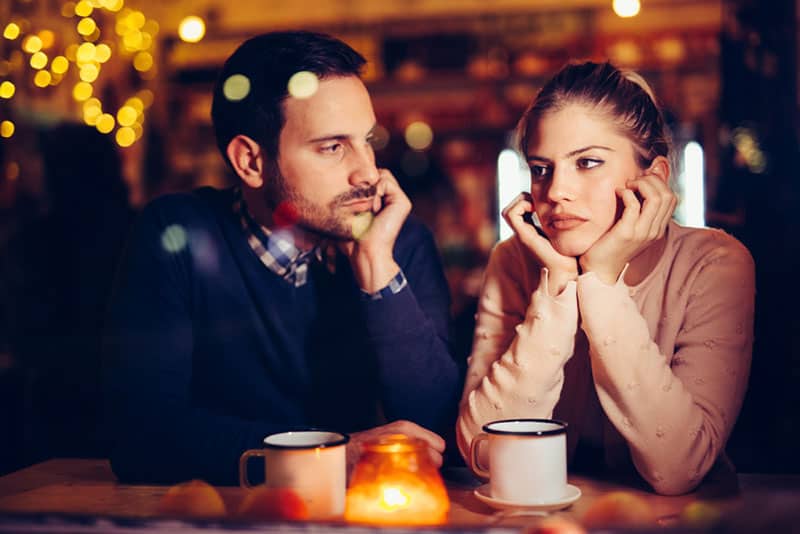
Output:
top-left (380, 487), bottom-right (410, 510)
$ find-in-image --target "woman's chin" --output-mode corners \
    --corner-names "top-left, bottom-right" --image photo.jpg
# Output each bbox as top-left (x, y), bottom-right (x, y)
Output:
top-left (550, 238), bottom-right (591, 258)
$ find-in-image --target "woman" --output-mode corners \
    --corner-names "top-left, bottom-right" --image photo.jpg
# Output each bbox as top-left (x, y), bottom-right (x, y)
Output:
top-left (457, 61), bottom-right (755, 495)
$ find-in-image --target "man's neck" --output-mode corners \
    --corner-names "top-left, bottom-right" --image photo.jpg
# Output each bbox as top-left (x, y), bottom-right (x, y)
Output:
top-left (241, 185), bottom-right (319, 252)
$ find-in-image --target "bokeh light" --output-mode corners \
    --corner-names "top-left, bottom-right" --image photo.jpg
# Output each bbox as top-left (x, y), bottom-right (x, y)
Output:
top-left (223, 74), bottom-right (250, 101)
top-left (76, 42), bottom-right (96, 62)
top-left (133, 51), bottom-right (153, 72)
top-left (117, 105), bottom-right (137, 126)
top-left (612, 0), bottom-right (641, 18)
top-left (162, 225), bottom-right (188, 253)
top-left (38, 30), bottom-right (55, 49)
top-left (116, 126), bottom-right (135, 147)
top-left (404, 121), bottom-right (434, 150)
top-left (34, 70), bottom-right (52, 87)
top-left (3, 23), bottom-right (21, 40)
top-left (96, 113), bottom-right (115, 133)
top-left (77, 17), bottom-right (97, 36)
top-left (83, 98), bottom-right (102, 125)
top-left (61, 2), bottom-right (76, 17)
top-left (370, 124), bottom-right (390, 151)
top-left (22, 35), bottom-right (43, 54)
top-left (178, 16), bottom-right (205, 43)
top-left (6, 162), bottom-right (20, 181)
top-left (287, 71), bottom-right (319, 99)
top-left (79, 64), bottom-right (100, 82)
top-left (1, 121), bottom-right (15, 138)
top-left (51, 56), bottom-right (69, 74)
top-left (351, 211), bottom-right (374, 240)
top-left (95, 43), bottom-right (112, 63)
top-left (30, 51), bottom-right (48, 70)
top-left (0, 81), bottom-right (16, 99)
top-left (73, 81), bottom-right (93, 101)
top-left (75, 0), bottom-right (93, 17)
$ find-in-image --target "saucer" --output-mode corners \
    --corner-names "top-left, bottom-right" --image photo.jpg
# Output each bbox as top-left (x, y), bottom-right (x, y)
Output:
top-left (473, 484), bottom-right (581, 512)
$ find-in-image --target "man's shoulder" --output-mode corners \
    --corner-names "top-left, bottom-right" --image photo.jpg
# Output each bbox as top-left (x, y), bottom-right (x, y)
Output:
top-left (397, 215), bottom-right (435, 244)
top-left (137, 187), bottom-right (234, 229)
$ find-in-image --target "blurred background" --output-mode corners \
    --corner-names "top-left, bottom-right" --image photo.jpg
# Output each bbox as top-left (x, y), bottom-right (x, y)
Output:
top-left (0, 0), bottom-right (798, 479)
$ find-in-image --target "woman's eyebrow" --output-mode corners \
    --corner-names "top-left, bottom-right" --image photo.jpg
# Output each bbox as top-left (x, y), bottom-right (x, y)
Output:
top-left (527, 145), bottom-right (614, 163)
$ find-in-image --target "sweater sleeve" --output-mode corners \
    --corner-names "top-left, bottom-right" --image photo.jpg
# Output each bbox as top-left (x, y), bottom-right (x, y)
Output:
top-left (359, 220), bottom-right (460, 434)
top-left (103, 200), bottom-right (281, 485)
top-left (456, 240), bottom-right (579, 462)
top-left (577, 238), bottom-right (755, 495)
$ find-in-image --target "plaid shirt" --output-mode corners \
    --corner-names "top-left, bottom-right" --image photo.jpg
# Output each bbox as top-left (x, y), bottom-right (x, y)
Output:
top-left (233, 188), bottom-right (406, 297)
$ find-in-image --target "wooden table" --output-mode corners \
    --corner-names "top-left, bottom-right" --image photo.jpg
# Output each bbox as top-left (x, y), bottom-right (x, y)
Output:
top-left (0, 459), bottom-right (795, 532)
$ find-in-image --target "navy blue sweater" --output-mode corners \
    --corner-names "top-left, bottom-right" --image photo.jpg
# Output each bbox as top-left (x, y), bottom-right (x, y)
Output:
top-left (103, 187), bottom-right (461, 485)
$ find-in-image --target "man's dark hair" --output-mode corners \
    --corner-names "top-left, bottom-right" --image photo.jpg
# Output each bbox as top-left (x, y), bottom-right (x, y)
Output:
top-left (211, 31), bottom-right (366, 165)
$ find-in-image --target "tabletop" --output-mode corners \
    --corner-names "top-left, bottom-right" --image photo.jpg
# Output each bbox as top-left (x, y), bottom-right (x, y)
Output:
top-left (0, 459), bottom-right (797, 533)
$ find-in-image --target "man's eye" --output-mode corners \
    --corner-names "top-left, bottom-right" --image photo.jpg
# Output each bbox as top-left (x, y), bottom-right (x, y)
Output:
top-left (578, 158), bottom-right (602, 169)
top-left (321, 143), bottom-right (343, 154)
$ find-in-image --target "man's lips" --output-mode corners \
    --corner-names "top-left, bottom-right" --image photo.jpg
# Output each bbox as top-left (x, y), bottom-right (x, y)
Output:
top-left (342, 197), bottom-right (375, 210)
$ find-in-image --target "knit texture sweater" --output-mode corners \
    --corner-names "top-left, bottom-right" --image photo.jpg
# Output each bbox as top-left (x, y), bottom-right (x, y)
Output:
top-left (104, 187), bottom-right (460, 485)
top-left (457, 221), bottom-right (755, 495)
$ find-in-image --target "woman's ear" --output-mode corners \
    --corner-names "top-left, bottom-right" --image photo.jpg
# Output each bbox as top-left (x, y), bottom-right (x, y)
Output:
top-left (226, 135), bottom-right (266, 188)
top-left (645, 155), bottom-right (670, 184)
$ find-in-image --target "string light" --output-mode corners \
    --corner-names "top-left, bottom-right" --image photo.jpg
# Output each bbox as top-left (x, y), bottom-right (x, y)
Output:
top-left (178, 16), bottom-right (205, 43)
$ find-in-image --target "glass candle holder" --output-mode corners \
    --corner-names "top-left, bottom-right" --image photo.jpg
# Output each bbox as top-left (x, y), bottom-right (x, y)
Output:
top-left (344, 434), bottom-right (450, 526)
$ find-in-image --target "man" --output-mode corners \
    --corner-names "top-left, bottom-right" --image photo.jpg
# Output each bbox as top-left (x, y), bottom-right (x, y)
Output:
top-left (103, 31), bottom-right (461, 485)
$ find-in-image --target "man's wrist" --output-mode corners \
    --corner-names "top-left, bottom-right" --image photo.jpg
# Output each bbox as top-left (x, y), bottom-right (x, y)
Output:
top-left (351, 250), bottom-right (400, 293)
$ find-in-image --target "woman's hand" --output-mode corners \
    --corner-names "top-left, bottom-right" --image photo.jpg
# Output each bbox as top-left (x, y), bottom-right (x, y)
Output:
top-left (502, 192), bottom-right (578, 295)
top-left (579, 175), bottom-right (677, 285)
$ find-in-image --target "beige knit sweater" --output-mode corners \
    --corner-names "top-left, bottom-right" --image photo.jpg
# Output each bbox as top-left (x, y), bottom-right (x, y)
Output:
top-left (457, 221), bottom-right (755, 495)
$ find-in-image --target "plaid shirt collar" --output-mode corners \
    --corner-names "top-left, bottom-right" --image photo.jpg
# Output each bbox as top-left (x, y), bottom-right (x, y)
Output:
top-left (233, 188), bottom-right (335, 287)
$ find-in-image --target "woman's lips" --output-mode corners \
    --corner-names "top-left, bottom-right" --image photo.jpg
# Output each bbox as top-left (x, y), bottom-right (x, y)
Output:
top-left (549, 216), bottom-right (587, 230)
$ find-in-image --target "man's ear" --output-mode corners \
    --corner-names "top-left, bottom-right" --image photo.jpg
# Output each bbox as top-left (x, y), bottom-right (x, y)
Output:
top-left (226, 135), bottom-right (266, 188)
top-left (645, 155), bottom-right (670, 184)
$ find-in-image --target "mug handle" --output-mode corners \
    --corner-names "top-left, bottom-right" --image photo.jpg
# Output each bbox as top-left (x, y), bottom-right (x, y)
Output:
top-left (239, 449), bottom-right (266, 488)
top-left (468, 432), bottom-right (490, 479)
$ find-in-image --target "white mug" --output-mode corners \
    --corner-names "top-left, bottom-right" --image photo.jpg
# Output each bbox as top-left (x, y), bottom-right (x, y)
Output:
top-left (469, 419), bottom-right (567, 504)
top-left (239, 430), bottom-right (349, 519)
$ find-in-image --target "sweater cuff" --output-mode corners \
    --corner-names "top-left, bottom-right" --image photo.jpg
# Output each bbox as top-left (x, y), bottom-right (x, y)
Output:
top-left (360, 270), bottom-right (408, 300)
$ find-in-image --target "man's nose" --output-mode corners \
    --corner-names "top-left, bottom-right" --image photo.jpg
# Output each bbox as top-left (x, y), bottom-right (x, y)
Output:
top-left (348, 144), bottom-right (379, 186)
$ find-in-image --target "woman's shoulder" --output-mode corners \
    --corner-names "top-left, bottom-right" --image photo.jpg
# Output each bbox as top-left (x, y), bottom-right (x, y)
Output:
top-left (668, 222), bottom-right (754, 268)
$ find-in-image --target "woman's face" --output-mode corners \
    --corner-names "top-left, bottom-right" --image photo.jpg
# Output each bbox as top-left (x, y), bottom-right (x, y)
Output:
top-left (525, 103), bottom-right (644, 257)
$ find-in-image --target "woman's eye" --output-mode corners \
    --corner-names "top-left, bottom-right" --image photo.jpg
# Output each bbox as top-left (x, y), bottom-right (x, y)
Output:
top-left (530, 165), bottom-right (550, 180)
top-left (577, 158), bottom-right (602, 169)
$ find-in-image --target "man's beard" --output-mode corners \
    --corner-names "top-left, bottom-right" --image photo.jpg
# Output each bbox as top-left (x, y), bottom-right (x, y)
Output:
top-left (264, 164), bottom-right (377, 241)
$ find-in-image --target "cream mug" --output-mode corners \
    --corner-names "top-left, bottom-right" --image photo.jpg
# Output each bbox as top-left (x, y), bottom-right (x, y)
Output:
top-left (469, 418), bottom-right (567, 504)
top-left (239, 430), bottom-right (349, 519)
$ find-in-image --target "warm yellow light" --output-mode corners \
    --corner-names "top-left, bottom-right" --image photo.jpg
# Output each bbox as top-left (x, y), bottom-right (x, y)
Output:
top-left (72, 81), bottom-right (93, 101)
top-left (143, 19), bottom-right (159, 36)
top-left (103, 0), bottom-right (124, 12)
top-left (3, 23), bottom-right (21, 40)
top-left (125, 96), bottom-right (144, 113)
top-left (61, 2), bottom-right (76, 17)
top-left (75, 0), bottom-right (93, 17)
top-left (34, 70), bottom-right (52, 87)
top-left (613, 0), bottom-right (641, 18)
top-left (380, 487), bottom-right (411, 510)
top-left (404, 121), bottom-right (434, 150)
top-left (178, 16), bottom-right (205, 43)
top-left (223, 74), bottom-right (250, 101)
top-left (38, 30), bottom-right (55, 49)
top-left (131, 122), bottom-right (143, 139)
top-left (133, 51), bottom-right (153, 72)
top-left (79, 64), bottom-right (99, 82)
top-left (49, 72), bottom-right (64, 86)
top-left (288, 71), bottom-right (319, 99)
top-left (30, 51), bottom-right (48, 69)
top-left (23, 35), bottom-right (43, 53)
top-left (0, 81), bottom-right (16, 99)
top-left (51, 56), bottom-right (69, 74)
top-left (83, 98), bottom-right (102, 125)
top-left (116, 126), bottom-right (136, 147)
top-left (137, 89), bottom-right (154, 108)
top-left (140, 32), bottom-right (153, 50)
top-left (0, 61), bottom-right (9, 76)
top-left (76, 42), bottom-right (96, 62)
top-left (77, 17), bottom-right (97, 36)
top-left (123, 30), bottom-right (143, 50)
top-left (117, 105), bottom-right (137, 126)
top-left (0, 121), bottom-right (14, 138)
top-left (129, 11), bottom-right (146, 29)
top-left (96, 113), bottom-right (115, 133)
top-left (94, 43), bottom-right (111, 63)
top-left (65, 44), bottom-right (78, 62)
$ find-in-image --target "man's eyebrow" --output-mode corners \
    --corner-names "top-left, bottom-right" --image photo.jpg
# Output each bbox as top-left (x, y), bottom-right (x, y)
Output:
top-left (307, 124), bottom-right (378, 144)
top-left (526, 145), bottom-right (614, 162)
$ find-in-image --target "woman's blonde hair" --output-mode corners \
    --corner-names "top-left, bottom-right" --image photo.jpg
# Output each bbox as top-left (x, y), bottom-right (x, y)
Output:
top-left (517, 61), bottom-right (672, 169)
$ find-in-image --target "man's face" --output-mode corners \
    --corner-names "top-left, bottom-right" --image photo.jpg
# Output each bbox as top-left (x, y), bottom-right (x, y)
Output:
top-left (266, 75), bottom-right (379, 241)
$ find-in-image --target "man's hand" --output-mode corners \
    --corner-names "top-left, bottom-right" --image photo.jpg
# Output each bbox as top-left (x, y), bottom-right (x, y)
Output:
top-left (579, 175), bottom-right (676, 285)
top-left (339, 169), bottom-right (411, 293)
top-left (502, 192), bottom-right (578, 296)
top-left (347, 420), bottom-right (445, 474)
